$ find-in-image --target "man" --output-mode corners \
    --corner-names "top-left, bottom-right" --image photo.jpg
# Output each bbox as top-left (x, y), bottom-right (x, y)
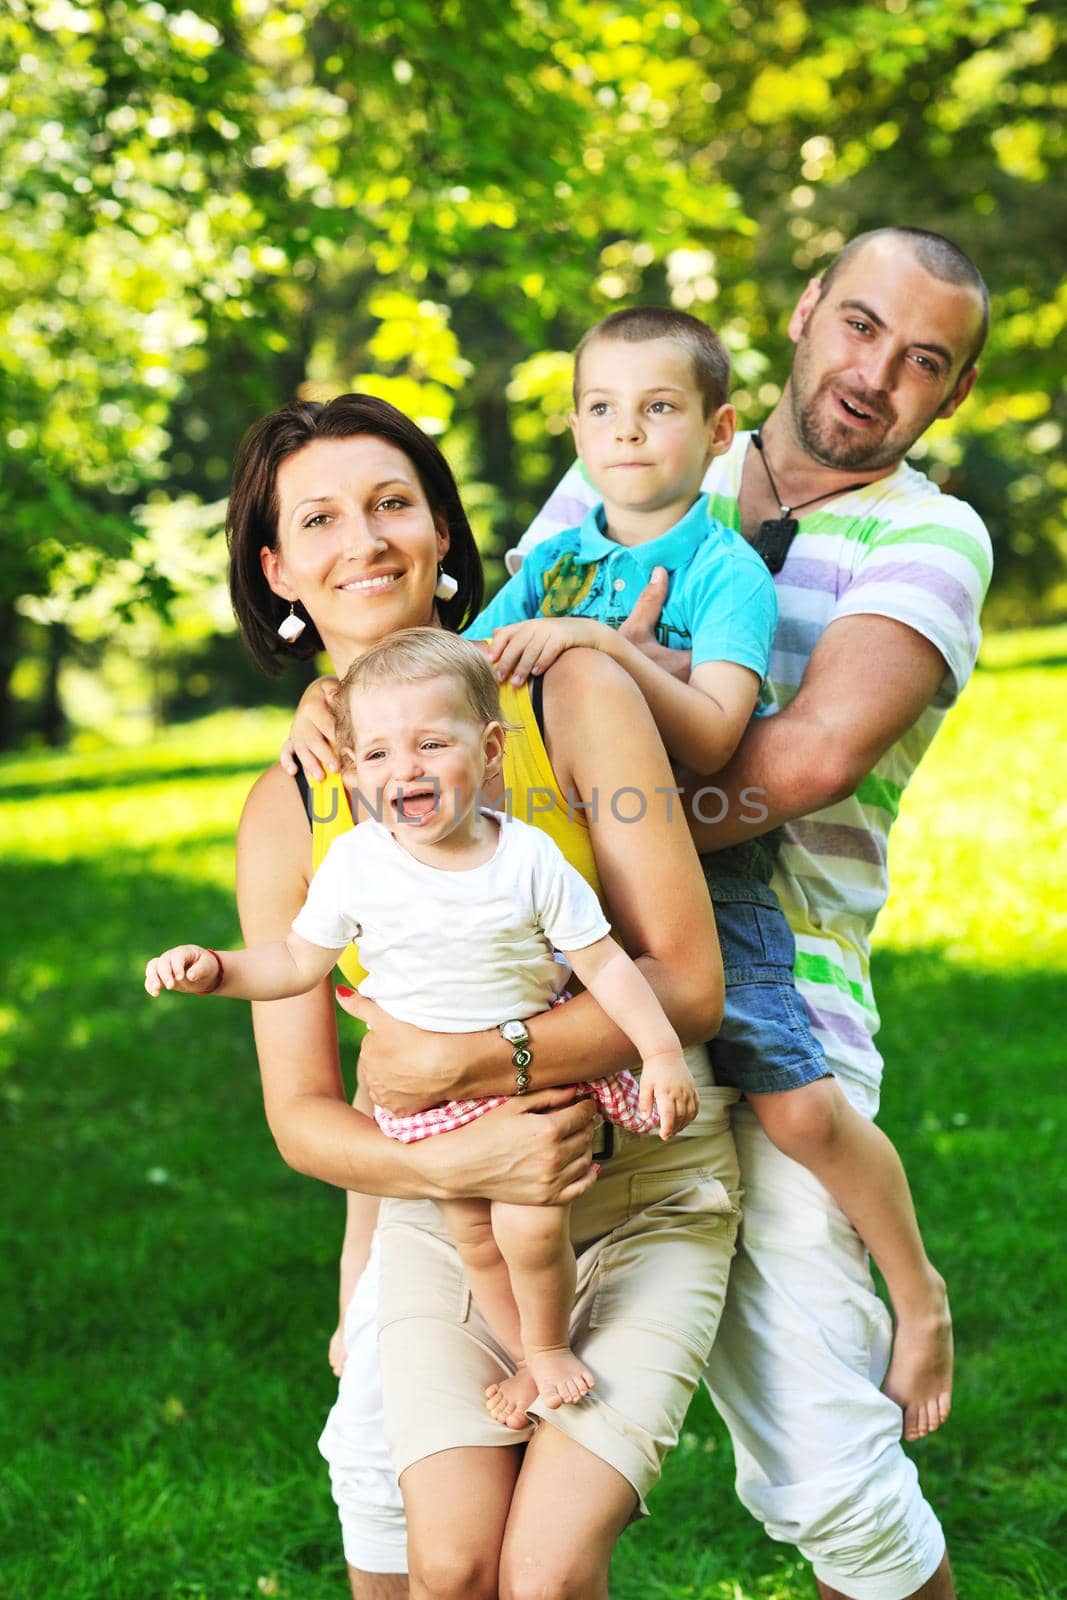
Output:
top-left (516, 225), bottom-right (990, 1599)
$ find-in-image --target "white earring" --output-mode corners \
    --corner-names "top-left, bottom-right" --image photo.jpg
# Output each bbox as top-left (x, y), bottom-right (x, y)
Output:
top-left (434, 568), bottom-right (459, 602)
top-left (277, 603), bottom-right (306, 644)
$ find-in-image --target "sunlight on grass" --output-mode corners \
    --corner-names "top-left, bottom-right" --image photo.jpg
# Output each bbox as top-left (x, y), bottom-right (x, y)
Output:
top-left (876, 625), bottom-right (1066, 969)
top-left (0, 708), bottom-right (290, 877)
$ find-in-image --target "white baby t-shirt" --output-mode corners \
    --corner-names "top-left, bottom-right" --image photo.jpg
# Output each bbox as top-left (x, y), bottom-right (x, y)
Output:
top-left (291, 810), bottom-right (611, 1032)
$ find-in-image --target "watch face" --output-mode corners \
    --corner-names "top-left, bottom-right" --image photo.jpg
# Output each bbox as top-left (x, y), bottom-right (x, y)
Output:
top-left (500, 1021), bottom-right (528, 1044)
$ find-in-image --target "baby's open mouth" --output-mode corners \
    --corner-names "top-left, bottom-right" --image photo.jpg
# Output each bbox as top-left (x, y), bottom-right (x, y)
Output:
top-left (393, 785), bottom-right (439, 825)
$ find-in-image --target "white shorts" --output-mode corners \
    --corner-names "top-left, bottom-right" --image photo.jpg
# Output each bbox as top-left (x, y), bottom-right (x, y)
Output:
top-left (705, 1103), bottom-right (946, 1600)
top-left (317, 1233), bottom-right (407, 1574)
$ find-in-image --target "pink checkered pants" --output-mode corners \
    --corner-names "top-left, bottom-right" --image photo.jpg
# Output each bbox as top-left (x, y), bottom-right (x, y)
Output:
top-left (374, 1066), bottom-right (658, 1145)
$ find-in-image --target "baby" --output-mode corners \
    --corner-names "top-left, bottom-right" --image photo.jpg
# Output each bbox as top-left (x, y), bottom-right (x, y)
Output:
top-left (146, 628), bottom-right (698, 1420)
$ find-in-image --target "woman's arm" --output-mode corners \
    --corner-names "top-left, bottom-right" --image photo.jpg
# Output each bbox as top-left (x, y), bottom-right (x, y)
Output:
top-left (237, 763), bottom-right (597, 1200)
top-left (353, 649), bottom-right (723, 1113)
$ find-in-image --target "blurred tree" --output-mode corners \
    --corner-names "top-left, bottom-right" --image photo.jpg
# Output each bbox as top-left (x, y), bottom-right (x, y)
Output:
top-left (1, 0), bottom-right (1062, 744)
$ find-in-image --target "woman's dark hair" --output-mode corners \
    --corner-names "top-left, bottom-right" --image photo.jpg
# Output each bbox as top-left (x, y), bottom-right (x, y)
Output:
top-left (227, 393), bottom-right (484, 675)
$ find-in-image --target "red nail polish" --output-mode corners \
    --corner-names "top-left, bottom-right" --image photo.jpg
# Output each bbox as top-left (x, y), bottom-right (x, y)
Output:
top-left (336, 985), bottom-right (355, 997)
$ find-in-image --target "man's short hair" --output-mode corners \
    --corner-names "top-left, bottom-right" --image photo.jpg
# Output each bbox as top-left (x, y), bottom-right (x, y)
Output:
top-left (818, 227), bottom-right (989, 373)
top-left (336, 629), bottom-right (503, 760)
top-left (573, 306), bottom-right (731, 416)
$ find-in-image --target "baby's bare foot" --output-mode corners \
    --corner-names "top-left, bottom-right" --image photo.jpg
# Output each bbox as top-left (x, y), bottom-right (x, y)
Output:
top-left (528, 1346), bottom-right (595, 1409)
top-left (485, 1364), bottom-right (538, 1431)
top-left (883, 1272), bottom-right (953, 1442)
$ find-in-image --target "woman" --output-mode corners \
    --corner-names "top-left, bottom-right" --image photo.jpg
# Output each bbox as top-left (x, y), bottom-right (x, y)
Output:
top-left (227, 393), bottom-right (739, 1600)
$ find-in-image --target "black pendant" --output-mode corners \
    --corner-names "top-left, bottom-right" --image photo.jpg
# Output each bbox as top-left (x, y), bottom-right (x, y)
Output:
top-left (752, 516), bottom-right (798, 575)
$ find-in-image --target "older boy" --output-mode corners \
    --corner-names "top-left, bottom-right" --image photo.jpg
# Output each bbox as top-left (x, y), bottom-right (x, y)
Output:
top-left (475, 303), bottom-right (952, 1446)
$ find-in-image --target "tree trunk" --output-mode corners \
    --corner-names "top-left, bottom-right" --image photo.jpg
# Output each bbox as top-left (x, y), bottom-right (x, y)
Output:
top-left (0, 600), bottom-right (19, 752)
top-left (40, 623), bottom-right (67, 747)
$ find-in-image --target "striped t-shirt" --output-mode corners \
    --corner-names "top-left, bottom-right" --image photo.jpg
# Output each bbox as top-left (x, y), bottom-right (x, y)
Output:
top-left (514, 431), bottom-right (993, 1114)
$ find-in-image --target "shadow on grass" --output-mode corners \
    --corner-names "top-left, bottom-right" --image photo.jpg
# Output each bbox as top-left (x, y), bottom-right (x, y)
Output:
top-left (977, 651), bottom-right (1067, 674)
top-left (0, 757), bottom-right (278, 804)
top-left (1, 853), bottom-right (1064, 1598)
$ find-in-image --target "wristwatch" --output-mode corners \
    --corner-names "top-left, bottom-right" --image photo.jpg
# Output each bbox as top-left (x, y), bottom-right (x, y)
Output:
top-left (498, 1020), bottom-right (532, 1094)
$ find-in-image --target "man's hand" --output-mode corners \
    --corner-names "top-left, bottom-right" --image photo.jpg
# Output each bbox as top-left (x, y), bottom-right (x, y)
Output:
top-left (281, 674), bottom-right (340, 780)
top-left (485, 616), bottom-right (610, 685)
top-left (617, 566), bottom-right (692, 682)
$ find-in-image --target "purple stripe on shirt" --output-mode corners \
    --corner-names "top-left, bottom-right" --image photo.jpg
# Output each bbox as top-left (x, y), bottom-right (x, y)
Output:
top-left (777, 557), bottom-right (846, 596)
top-left (802, 998), bottom-right (876, 1054)
top-left (786, 819), bottom-right (888, 867)
top-left (537, 494), bottom-right (592, 532)
top-left (843, 560), bottom-right (975, 625)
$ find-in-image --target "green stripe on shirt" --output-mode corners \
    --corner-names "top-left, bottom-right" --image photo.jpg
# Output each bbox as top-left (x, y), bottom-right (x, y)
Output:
top-left (864, 522), bottom-right (994, 587)
top-left (794, 950), bottom-right (870, 1009)
top-left (855, 773), bottom-right (903, 818)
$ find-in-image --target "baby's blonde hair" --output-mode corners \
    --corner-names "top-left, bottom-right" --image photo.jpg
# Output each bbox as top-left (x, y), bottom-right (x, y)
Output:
top-left (335, 628), bottom-right (504, 760)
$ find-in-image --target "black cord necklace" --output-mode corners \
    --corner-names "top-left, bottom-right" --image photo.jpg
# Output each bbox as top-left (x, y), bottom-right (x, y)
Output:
top-left (750, 432), bottom-right (868, 573)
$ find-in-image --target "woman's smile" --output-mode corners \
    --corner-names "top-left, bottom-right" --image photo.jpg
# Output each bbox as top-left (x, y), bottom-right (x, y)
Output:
top-left (263, 434), bottom-right (449, 658)
top-left (337, 569), bottom-right (404, 596)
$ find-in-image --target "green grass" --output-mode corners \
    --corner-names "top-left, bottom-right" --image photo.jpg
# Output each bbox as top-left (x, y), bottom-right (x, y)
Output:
top-left (1, 643), bottom-right (1065, 1600)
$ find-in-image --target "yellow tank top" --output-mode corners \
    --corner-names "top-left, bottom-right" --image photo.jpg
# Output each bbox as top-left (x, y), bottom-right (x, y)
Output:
top-left (305, 681), bottom-right (605, 989)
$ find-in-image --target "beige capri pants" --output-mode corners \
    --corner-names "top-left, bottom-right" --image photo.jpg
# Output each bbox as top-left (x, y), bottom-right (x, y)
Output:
top-left (377, 1055), bottom-right (741, 1516)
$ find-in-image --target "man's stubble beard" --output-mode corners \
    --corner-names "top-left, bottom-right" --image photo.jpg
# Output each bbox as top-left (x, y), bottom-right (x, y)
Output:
top-left (788, 326), bottom-right (947, 474)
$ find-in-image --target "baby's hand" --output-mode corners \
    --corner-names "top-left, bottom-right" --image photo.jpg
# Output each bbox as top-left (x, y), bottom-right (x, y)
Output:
top-left (486, 617), bottom-right (608, 686)
top-left (145, 945), bottom-right (221, 997)
top-left (281, 674), bottom-right (340, 781)
top-left (639, 1051), bottom-right (699, 1139)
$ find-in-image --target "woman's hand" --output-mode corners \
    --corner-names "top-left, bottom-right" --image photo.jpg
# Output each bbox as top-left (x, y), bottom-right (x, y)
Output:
top-left (337, 988), bottom-right (470, 1113)
top-left (280, 673), bottom-right (341, 780)
top-left (335, 988), bottom-right (598, 1204)
top-left (418, 1087), bottom-right (599, 1205)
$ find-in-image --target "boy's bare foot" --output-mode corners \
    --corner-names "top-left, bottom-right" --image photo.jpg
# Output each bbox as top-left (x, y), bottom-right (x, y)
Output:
top-left (883, 1271), bottom-right (953, 1441)
top-left (527, 1345), bottom-right (595, 1409)
top-left (485, 1364), bottom-right (538, 1431)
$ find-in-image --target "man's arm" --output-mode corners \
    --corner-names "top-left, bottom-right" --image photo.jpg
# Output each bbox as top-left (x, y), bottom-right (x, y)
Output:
top-left (684, 613), bottom-right (949, 849)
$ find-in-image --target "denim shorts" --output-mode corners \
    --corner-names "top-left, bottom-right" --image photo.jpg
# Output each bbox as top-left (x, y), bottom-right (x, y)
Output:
top-left (704, 863), bottom-right (832, 1097)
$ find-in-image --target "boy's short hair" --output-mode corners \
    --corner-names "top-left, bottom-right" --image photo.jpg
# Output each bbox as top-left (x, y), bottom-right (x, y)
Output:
top-left (573, 307), bottom-right (731, 417)
top-left (335, 629), bottom-right (504, 759)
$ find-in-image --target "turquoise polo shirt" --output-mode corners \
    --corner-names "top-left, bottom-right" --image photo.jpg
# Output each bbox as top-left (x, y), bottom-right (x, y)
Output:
top-left (469, 493), bottom-right (776, 678)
